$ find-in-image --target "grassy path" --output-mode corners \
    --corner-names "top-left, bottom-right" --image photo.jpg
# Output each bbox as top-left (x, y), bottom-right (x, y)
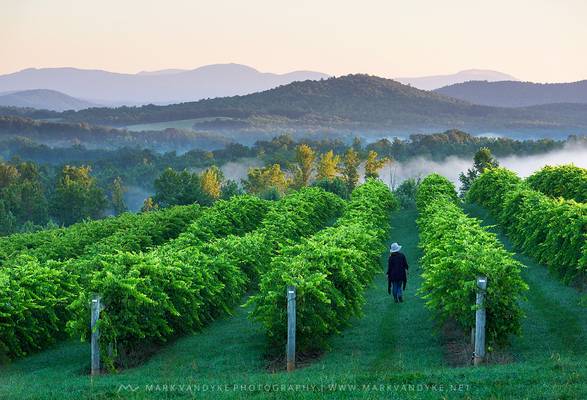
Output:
top-left (365, 208), bottom-right (444, 372)
top-left (294, 209), bottom-right (444, 378)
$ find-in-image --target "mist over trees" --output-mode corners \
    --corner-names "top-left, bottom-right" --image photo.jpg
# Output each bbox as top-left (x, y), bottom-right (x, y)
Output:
top-left (458, 147), bottom-right (500, 196)
top-left (0, 129), bottom-right (583, 235)
top-left (110, 177), bottom-right (127, 215)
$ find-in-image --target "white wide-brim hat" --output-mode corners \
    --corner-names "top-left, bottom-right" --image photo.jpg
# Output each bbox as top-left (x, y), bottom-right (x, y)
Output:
top-left (390, 243), bottom-right (402, 252)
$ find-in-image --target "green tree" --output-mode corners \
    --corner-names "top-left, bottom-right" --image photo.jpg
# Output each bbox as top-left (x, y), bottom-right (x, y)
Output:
top-left (459, 147), bottom-right (499, 196)
top-left (473, 147), bottom-right (500, 172)
top-left (0, 162), bottom-right (49, 232)
top-left (2, 178), bottom-right (48, 226)
top-left (292, 144), bottom-right (316, 188)
top-left (0, 163), bottom-right (19, 189)
top-left (0, 200), bottom-right (16, 235)
top-left (111, 177), bottom-right (127, 215)
top-left (393, 177), bottom-right (421, 209)
top-left (50, 165), bottom-right (107, 225)
top-left (153, 168), bottom-right (211, 207)
top-left (316, 150), bottom-right (340, 180)
top-left (244, 164), bottom-right (290, 195)
top-left (341, 148), bottom-right (360, 192)
top-left (364, 150), bottom-right (389, 179)
top-left (312, 177), bottom-right (349, 199)
top-left (220, 180), bottom-right (243, 199)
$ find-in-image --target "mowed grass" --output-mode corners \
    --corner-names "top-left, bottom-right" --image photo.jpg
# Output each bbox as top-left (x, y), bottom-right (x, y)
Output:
top-left (1, 209), bottom-right (587, 399)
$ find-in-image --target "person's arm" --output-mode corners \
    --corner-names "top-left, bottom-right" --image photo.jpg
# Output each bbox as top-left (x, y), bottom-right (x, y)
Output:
top-left (386, 256), bottom-right (392, 275)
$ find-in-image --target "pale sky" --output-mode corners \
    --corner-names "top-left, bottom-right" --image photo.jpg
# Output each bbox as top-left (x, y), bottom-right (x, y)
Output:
top-left (2, 0), bottom-right (587, 82)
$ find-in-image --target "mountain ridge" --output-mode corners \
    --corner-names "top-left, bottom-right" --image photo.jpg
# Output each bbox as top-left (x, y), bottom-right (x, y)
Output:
top-left (435, 80), bottom-right (587, 107)
top-left (54, 74), bottom-right (587, 137)
top-left (396, 69), bottom-right (518, 90)
top-left (0, 64), bottom-right (330, 106)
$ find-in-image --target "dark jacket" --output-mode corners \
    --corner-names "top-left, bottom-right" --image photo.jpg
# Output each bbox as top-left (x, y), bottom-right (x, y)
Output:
top-left (387, 252), bottom-right (409, 283)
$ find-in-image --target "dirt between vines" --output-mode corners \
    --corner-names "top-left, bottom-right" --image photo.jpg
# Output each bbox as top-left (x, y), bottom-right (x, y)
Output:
top-left (441, 319), bottom-right (513, 367)
top-left (265, 350), bottom-right (324, 373)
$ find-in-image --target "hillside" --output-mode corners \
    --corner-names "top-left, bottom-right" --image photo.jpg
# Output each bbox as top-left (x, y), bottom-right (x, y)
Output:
top-left (0, 89), bottom-right (97, 111)
top-left (58, 74), bottom-right (587, 136)
top-left (0, 64), bottom-right (329, 106)
top-left (435, 80), bottom-right (587, 107)
top-left (58, 74), bottom-right (472, 127)
top-left (396, 69), bottom-right (517, 90)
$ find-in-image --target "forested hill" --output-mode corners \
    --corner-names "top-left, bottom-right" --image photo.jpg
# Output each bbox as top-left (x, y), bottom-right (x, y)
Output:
top-left (5, 75), bottom-right (587, 135)
top-left (59, 74), bottom-right (473, 126)
top-left (0, 89), bottom-right (97, 111)
top-left (435, 80), bottom-right (587, 107)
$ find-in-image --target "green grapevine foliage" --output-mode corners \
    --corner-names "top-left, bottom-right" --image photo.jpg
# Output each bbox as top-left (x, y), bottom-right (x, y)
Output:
top-left (526, 164), bottom-right (587, 203)
top-left (417, 174), bottom-right (527, 346)
top-left (468, 168), bottom-right (587, 280)
top-left (1, 196), bottom-right (267, 362)
top-left (0, 256), bottom-right (79, 360)
top-left (0, 212), bottom-right (144, 265)
top-left (415, 173), bottom-right (459, 211)
top-left (248, 179), bottom-right (398, 352)
top-left (67, 189), bottom-right (344, 368)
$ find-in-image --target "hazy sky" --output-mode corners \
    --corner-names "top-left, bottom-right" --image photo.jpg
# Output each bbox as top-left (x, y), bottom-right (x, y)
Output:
top-left (2, 0), bottom-right (587, 82)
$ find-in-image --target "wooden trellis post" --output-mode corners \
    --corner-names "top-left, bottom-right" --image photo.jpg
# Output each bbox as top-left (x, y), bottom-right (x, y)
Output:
top-left (473, 277), bottom-right (487, 366)
top-left (286, 286), bottom-right (296, 372)
top-left (91, 294), bottom-right (101, 375)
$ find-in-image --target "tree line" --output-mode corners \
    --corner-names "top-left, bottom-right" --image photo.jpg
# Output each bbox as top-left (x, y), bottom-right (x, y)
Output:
top-left (0, 162), bottom-right (108, 234)
top-left (1, 130), bottom-right (583, 235)
top-left (0, 141), bottom-right (389, 235)
top-left (144, 144), bottom-right (389, 209)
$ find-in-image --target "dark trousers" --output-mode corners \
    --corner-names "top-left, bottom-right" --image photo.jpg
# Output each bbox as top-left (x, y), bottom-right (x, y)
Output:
top-left (388, 280), bottom-right (403, 299)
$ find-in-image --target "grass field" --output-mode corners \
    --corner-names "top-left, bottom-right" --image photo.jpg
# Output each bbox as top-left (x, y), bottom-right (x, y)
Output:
top-left (1, 208), bottom-right (586, 399)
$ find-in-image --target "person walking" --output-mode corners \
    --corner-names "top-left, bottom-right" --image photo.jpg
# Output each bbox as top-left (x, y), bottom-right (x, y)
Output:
top-left (387, 242), bottom-right (409, 303)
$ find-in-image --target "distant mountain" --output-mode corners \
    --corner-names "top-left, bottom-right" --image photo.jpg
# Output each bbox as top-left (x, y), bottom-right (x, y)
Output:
top-left (0, 64), bottom-right (329, 106)
top-left (396, 69), bottom-right (518, 90)
top-left (136, 69), bottom-right (187, 76)
top-left (59, 74), bottom-right (587, 137)
top-left (0, 89), bottom-right (97, 111)
top-left (435, 80), bottom-right (587, 107)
